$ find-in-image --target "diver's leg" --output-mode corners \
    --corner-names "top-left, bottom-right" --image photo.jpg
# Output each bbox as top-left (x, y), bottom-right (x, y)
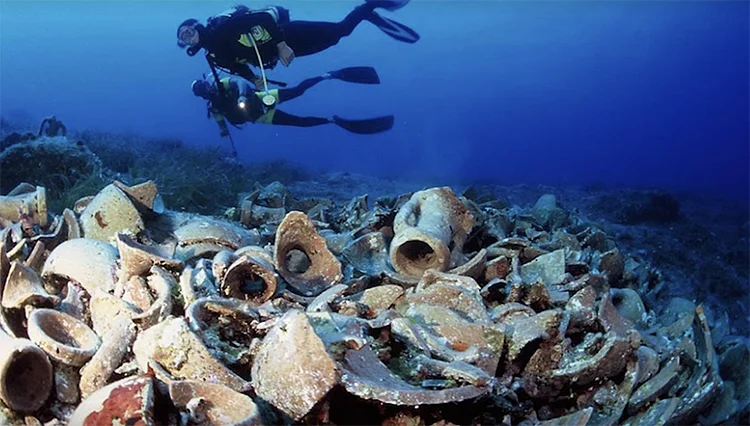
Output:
top-left (281, 3), bottom-right (375, 57)
top-left (270, 110), bottom-right (332, 127)
top-left (277, 76), bottom-right (325, 102)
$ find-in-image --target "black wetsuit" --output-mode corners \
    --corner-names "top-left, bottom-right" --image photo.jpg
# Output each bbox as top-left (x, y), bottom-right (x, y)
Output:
top-left (207, 75), bottom-right (334, 135)
top-left (200, 4), bottom-right (376, 82)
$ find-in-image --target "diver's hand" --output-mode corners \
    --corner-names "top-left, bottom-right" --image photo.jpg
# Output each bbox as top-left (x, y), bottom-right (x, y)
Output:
top-left (277, 41), bottom-right (295, 67)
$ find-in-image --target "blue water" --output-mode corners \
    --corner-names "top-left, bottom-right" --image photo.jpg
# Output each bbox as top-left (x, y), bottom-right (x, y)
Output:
top-left (1, 1), bottom-right (748, 200)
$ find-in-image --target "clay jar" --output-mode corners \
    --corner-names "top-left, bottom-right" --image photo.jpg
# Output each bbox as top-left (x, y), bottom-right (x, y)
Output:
top-left (0, 184), bottom-right (48, 228)
top-left (389, 187), bottom-right (474, 277)
top-left (0, 328), bottom-right (53, 413)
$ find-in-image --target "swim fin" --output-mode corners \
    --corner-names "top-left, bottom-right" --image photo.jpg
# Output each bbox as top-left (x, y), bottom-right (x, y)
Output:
top-left (333, 115), bottom-right (394, 134)
top-left (328, 67), bottom-right (381, 84)
top-left (365, 0), bottom-right (411, 12)
top-left (366, 11), bottom-right (420, 44)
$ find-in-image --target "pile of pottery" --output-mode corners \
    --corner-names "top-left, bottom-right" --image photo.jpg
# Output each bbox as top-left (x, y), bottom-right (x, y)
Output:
top-left (0, 180), bottom-right (746, 425)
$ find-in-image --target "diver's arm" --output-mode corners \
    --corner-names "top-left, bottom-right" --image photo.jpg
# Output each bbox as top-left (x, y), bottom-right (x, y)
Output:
top-left (38, 119), bottom-right (48, 136)
top-left (209, 53), bottom-right (259, 83)
top-left (237, 79), bottom-right (254, 96)
top-left (227, 63), bottom-right (260, 84)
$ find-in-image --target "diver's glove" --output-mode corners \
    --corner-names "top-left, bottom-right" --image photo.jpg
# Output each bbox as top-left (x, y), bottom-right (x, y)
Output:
top-left (277, 41), bottom-right (295, 67)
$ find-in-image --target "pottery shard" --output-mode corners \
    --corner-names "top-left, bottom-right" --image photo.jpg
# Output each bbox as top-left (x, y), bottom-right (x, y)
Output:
top-left (351, 285), bottom-right (404, 315)
top-left (41, 238), bottom-right (119, 295)
top-left (627, 355), bottom-right (681, 415)
top-left (274, 211), bottom-right (343, 297)
top-left (407, 281), bottom-right (489, 324)
top-left (520, 249), bottom-right (566, 286)
top-left (566, 286), bottom-right (597, 331)
top-left (67, 375), bottom-right (155, 426)
top-left (507, 310), bottom-right (564, 363)
top-left (169, 381), bottom-right (262, 426)
top-left (80, 184), bottom-right (145, 243)
top-left (489, 302), bottom-right (536, 324)
top-left (113, 180), bottom-right (160, 213)
top-left (539, 407), bottom-right (593, 426)
top-left (116, 233), bottom-right (182, 281)
top-left (448, 248), bottom-right (487, 280)
top-left (341, 231), bottom-right (390, 276)
top-left (341, 346), bottom-right (488, 406)
top-left (484, 255), bottom-right (510, 282)
top-left (251, 310), bottom-right (340, 421)
top-left (404, 303), bottom-right (502, 375)
top-left (132, 316), bottom-right (250, 393)
top-left (599, 249), bottom-right (624, 284)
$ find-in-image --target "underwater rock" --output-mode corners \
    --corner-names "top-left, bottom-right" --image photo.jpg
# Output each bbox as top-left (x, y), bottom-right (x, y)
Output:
top-left (530, 194), bottom-right (569, 230)
top-left (594, 190), bottom-right (681, 225)
top-left (0, 136), bottom-right (102, 201)
top-left (0, 131), bottom-right (36, 151)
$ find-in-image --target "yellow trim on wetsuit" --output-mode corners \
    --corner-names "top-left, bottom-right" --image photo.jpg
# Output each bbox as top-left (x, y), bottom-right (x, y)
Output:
top-left (238, 26), bottom-right (272, 47)
top-left (253, 89), bottom-right (279, 124)
top-left (220, 78), bottom-right (231, 91)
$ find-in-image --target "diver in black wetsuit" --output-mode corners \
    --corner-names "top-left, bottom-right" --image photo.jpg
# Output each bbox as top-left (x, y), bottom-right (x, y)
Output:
top-left (176, 1), bottom-right (418, 88)
top-left (38, 115), bottom-right (67, 137)
top-left (192, 67), bottom-right (394, 136)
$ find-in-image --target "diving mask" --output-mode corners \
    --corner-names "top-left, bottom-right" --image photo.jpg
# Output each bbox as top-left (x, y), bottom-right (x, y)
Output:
top-left (177, 21), bottom-right (199, 49)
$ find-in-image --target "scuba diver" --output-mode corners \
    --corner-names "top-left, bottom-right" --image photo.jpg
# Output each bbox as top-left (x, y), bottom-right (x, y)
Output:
top-left (177, 0), bottom-right (419, 89)
top-left (191, 66), bottom-right (394, 137)
top-left (38, 115), bottom-right (67, 137)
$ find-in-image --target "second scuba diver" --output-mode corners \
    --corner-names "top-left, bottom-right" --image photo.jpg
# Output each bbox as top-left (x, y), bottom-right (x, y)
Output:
top-left (191, 66), bottom-right (394, 137)
top-left (177, 1), bottom-right (418, 89)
